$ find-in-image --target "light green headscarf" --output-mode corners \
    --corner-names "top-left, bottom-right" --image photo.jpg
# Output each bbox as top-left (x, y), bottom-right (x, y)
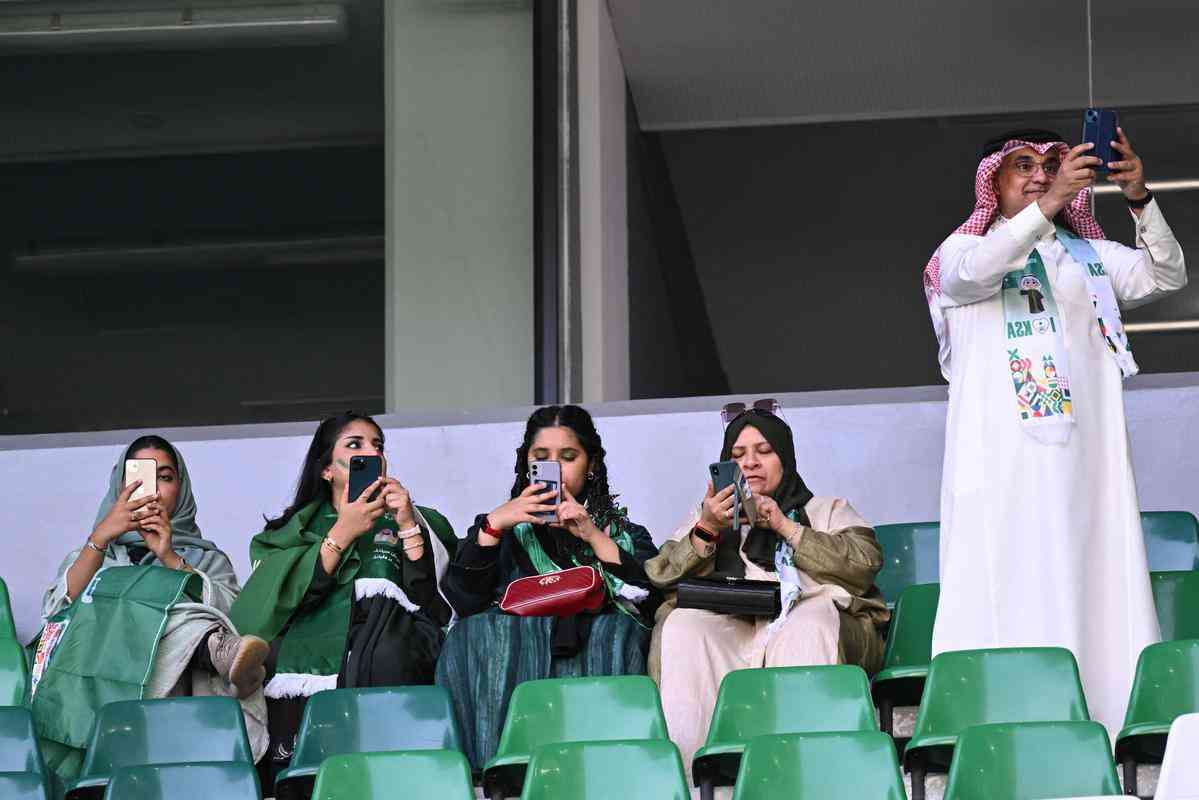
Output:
top-left (92, 438), bottom-right (208, 547)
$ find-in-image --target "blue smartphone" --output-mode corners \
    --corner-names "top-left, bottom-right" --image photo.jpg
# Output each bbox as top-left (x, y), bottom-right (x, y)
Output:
top-left (529, 460), bottom-right (561, 521)
top-left (1082, 108), bottom-right (1119, 174)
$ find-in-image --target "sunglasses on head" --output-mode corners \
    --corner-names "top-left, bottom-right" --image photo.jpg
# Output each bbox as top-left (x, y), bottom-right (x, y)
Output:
top-left (720, 398), bottom-right (781, 426)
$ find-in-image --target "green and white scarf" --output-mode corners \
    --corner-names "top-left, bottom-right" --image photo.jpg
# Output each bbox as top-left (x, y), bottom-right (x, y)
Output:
top-left (228, 500), bottom-right (456, 699)
top-left (1001, 226), bottom-right (1137, 443)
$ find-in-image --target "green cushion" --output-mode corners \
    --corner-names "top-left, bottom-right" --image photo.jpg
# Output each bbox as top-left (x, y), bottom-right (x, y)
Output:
top-left (312, 750), bottom-right (473, 800)
top-left (873, 523), bottom-right (940, 606)
top-left (519, 740), bottom-right (688, 800)
top-left (693, 665), bottom-right (875, 787)
top-left (101, 762), bottom-right (259, 800)
top-left (905, 647), bottom-right (1089, 773)
top-left (276, 686), bottom-right (461, 800)
top-left (68, 697), bottom-right (251, 800)
top-left (731, 731), bottom-right (906, 800)
top-left (483, 676), bottom-right (667, 797)
top-left (1115, 639), bottom-right (1199, 764)
top-left (944, 721), bottom-right (1119, 800)
top-left (1151, 570), bottom-right (1199, 641)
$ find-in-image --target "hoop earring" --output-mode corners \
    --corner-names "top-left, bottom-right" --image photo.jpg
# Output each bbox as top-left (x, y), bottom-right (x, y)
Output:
top-left (586, 471), bottom-right (596, 482)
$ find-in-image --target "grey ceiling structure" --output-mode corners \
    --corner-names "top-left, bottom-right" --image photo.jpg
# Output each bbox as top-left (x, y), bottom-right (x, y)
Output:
top-left (606, 0), bottom-right (1199, 131)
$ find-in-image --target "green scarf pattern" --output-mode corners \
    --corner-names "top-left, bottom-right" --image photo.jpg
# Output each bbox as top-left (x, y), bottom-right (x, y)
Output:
top-left (228, 500), bottom-right (456, 698)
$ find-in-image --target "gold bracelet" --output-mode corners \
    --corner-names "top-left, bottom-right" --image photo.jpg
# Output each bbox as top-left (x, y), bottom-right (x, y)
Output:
top-left (323, 536), bottom-right (345, 554)
top-left (84, 539), bottom-right (105, 555)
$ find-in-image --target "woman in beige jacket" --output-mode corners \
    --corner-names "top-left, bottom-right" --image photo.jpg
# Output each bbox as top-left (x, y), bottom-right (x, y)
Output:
top-left (644, 408), bottom-right (888, 776)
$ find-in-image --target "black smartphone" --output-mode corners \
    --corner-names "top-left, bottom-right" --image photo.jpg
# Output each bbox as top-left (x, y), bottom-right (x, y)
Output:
top-left (529, 460), bottom-right (562, 522)
top-left (1082, 108), bottom-right (1119, 174)
top-left (708, 461), bottom-right (757, 527)
top-left (347, 455), bottom-right (383, 503)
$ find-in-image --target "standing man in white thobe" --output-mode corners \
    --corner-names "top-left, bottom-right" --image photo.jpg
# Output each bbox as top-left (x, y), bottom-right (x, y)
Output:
top-left (922, 127), bottom-right (1187, 740)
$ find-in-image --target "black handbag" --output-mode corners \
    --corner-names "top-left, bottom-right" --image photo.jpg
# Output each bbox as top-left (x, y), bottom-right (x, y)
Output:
top-left (676, 576), bottom-right (782, 617)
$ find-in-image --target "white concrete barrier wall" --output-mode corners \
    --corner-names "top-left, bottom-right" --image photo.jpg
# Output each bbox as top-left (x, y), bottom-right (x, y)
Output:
top-left (3, 374), bottom-right (1197, 642)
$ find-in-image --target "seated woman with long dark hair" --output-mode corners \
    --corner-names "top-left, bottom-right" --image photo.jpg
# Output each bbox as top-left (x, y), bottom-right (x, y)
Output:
top-left (436, 404), bottom-right (660, 770)
top-left (229, 412), bottom-right (457, 782)
top-left (33, 435), bottom-right (268, 793)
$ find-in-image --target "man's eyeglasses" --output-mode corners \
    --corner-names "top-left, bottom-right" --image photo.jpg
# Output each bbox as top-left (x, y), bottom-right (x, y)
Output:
top-left (720, 398), bottom-right (781, 425)
top-left (1010, 158), bottom-right (1061, 178)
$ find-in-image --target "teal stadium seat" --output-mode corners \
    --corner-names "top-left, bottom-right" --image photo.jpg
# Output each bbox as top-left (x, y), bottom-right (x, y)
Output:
top-left (1142, 512), bottom-right (1199, 571)
top-left (0, 576), bottom-right (17, 640)
top-left (101, 762), bottom-right (260, 800)
top-left (873, 522), bottom-right (940, 606)
top-left (66, 697), bottom-right (253, 800)
top-left (0, 707), bottom-right (51, 800)
top-left (275, 686), bottom-right (463, 800)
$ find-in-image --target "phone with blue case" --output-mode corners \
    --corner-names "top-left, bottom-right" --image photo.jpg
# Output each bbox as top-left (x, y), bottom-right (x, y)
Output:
top-left (1082, 108), bottom-right (1119, 173)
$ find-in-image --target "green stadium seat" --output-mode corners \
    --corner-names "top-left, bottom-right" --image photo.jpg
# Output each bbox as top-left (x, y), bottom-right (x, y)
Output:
top-left (0, 707), bottom-right (50, 800)
top-left (693, 665), bottom-right (875, 800)
top-left (483, 675), bottom-right (668, 800)
top-left (1142, 511), bottom-right (1199, 571)
top-left (311, 750), bottom-right (474, 800)
top-left (873, 522), bottom-right (940, 606)
top-left (1151, 570), bottom-right (1199, 641)
top-left (1115, 639), bottom-right (1199, 797)
top-left (518, 739), bottom-right (688, 800)
top-left (731, 731), bottom-right (906, 800)
top-left (872, 583), bottom-right (938, 736)
top-left (905, 647), bottom-right (1089, 800)
top-left (0, 773), bottom-right (50, 800)
top-left (0, 576), bottom-right (17, 640)
top-left (275, 686), bottom-right (462, 800)
top-left (101, 762), bottom-right (260, 800)
top-left (66, 697), bottom-right (253, 800)
top-left (943, 721), bottom-right (1120, 800)
top-left (0, 637), bottom-right (30, 707)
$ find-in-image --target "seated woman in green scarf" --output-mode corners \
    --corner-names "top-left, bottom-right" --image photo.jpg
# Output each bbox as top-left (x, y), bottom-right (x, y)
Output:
top-left (228, 412), bottom-right (457, 784)
top-left (436, 404), bottom-right (660, 770)
top-left (33, 435), bottom-right (269, 794)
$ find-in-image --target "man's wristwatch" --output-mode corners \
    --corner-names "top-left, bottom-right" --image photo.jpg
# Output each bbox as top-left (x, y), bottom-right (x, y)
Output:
top-left (1127, 189), bottom-right (1153, 209)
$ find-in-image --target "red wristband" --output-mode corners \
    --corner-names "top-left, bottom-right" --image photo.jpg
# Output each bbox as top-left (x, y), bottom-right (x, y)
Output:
top-left (481, 520), bottom-right (504, 539)
top-left (692, 524), bottom-right (720, 544)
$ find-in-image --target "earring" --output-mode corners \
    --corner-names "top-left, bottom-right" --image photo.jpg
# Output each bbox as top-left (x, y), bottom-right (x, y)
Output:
top-left (586, 471), bottom-right (596, 481)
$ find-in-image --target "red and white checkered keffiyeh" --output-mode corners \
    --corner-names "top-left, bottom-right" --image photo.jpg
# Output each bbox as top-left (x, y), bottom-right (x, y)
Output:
top-left (923, 139), bottom-right (1107, 380)
top-left (923, 140), bottom-right (1106, 300)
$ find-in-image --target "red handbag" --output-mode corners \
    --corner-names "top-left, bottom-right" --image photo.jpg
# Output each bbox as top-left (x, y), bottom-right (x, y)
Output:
top-left (499, 565), bottom-right (606, 617)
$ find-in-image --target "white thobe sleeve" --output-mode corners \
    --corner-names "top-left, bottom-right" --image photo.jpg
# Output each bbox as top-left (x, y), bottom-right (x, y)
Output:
top-left (1088, 199), bottom-right (1187, 308)
top-left (938, 202), bottom-right (1055, 306)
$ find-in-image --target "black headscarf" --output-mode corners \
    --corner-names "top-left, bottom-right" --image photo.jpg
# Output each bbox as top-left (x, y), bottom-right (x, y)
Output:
top-left (714, 411), bottom-right (814, 574)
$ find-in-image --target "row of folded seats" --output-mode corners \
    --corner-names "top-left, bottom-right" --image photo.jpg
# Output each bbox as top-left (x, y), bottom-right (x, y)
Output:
top-left (3, 664), bottom-right (1199, 800)
top-left (1, 510), bottom-right (1196, 799)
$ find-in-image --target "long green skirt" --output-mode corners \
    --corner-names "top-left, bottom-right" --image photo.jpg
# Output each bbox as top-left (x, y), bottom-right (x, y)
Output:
top-left (434, 609), bottom-right (649, 768)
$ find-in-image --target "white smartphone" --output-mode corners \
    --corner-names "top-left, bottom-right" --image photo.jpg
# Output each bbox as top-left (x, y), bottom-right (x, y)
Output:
top-left (124, 458), bottom-right (158, 502)
top-left (529, 460), bottom-right (562, 522)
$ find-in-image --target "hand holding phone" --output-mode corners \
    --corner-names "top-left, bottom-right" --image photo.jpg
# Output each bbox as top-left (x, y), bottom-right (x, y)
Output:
top-left (125, 458), bottom-right (158, 502)
top-left (529, 461), bottom-right (562, 521)
top-left (486, 481), bottom-right (560, 535)
top-left (347, 455), bottom-right (384, 503)
top-left (700, 481), bottom-right (737, 532)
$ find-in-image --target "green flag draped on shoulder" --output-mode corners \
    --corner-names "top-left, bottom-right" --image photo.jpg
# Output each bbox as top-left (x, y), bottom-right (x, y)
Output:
top-left (229, 500), bottom-right (457, 698)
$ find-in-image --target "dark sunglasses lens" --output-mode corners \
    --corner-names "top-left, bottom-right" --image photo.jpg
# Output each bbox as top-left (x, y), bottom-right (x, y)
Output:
top-left (721, 402), bottom-right (746, 425)
top-left (752, 398), bottom-right (779, 414)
